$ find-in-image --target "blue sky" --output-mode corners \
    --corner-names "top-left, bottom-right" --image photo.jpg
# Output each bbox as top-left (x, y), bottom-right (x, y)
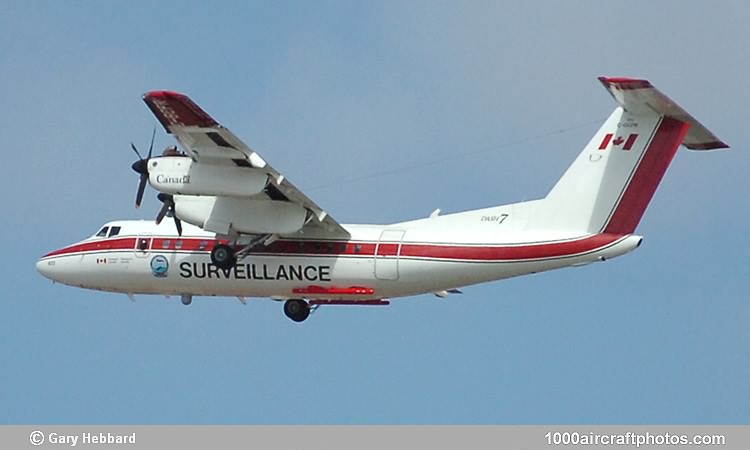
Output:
top-left (1, 1), bottom-right (748, 424)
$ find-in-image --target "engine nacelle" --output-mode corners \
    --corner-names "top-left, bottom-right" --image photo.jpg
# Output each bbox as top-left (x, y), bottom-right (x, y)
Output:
top-left (175, 195), bottom-right (307, 235)
top-left (149, 156), bottom-right (268, 197)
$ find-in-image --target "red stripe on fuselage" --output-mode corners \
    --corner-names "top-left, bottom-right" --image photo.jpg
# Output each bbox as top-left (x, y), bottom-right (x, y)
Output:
top-left (400, 233), bottom-right (624, 261)
top-left (376, 243), bottom-right (400, 256)
top-left (604, 117), bottom-right (690, 234)
top-left (43, 237), bottom-right (137, 258)
top-left (42, 233), bottom-right (627, 263)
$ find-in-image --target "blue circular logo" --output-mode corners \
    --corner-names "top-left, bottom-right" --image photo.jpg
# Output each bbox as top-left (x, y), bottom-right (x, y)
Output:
top-left (150, 255), bottom-right (169, 277)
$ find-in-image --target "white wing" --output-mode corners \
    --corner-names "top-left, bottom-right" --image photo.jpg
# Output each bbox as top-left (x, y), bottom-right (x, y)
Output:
top-left (143, 90), bottom-right (349, 238)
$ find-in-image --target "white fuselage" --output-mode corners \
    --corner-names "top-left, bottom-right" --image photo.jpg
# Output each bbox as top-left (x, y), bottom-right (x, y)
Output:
top-left (37, 206), bottom-right (642, 302)
top-left (35, 77), bottom-right (727, 320)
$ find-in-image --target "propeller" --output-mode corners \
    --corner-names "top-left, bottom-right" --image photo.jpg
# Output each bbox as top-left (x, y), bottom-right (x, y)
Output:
top-left (130, 127), bottom-right (156, 208)
top-left (156, 193), bottom-right (183, 236)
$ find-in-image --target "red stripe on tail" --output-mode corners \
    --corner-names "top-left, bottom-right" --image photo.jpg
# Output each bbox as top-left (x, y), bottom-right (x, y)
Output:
top-left (604, 117), bottom-right (690, 234)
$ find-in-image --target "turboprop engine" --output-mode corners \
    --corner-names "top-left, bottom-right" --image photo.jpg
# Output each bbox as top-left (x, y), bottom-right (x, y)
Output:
top-left (174, 195), bottom-right (308, 235)
top-left (148, 156), bottom-right (268, 197)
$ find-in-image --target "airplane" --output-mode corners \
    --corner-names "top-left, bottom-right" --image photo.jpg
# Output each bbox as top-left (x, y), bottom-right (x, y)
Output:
top-left (36, 77), bottom-right (728, 322)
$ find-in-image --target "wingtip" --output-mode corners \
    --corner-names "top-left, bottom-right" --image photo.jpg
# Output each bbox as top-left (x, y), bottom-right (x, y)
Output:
top-left (685, 141), bottom-right (730, 151)
top-left (142, 90), bottom-right (186, 100)
top-left (598, 76), bottom-right (652, 90)
top-left (141, 90), bottom-right (218, 129)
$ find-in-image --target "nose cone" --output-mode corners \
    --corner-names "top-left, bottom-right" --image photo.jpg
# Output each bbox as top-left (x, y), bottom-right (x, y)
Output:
top-left (36, 257), bottom-right (58, 281)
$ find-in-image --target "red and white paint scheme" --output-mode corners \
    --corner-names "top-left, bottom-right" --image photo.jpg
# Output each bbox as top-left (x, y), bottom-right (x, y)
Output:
top-left (36, 77), bottom-right (728, 322)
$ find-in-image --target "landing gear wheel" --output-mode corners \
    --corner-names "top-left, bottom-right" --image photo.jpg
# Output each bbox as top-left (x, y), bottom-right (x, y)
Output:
top-left (284, 299), bottom-right (310, 322)
top-left (211, 244), bottom-right (237, 270)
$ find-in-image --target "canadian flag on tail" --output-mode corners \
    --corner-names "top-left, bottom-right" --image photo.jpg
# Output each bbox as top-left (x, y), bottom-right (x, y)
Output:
top-left (599, 133), bottom-right (638, 151)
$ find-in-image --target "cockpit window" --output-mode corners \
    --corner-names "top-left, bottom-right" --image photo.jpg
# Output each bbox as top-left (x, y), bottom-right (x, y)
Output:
top-left (96, 227), bottom-right (109, 237)
top-left (108, 226), bottom-right (121, 237)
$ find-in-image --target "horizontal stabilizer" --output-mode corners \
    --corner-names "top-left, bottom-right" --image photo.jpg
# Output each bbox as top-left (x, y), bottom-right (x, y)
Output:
top-left (598, 77), bottom-right (728, 150)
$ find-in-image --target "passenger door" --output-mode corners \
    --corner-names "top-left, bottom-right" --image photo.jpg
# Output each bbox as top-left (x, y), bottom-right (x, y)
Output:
top-left (374, 229), bottom-right (405, 280)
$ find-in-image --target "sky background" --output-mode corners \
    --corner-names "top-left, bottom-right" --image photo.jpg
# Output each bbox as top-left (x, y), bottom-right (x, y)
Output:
top-left (1, 1), bottom-right (748, 424)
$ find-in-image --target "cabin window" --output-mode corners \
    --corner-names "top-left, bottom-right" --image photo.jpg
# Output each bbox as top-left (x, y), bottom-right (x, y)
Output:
top-left (108, 226), bottom-right (121, 237)
top-left (340, 243), bottom-right (348, 253)
top-left (138, 239), bottom-right (149, 251)
top-left (96, 227), bottom-right (109, 237)
top-left (199, 240), bottom-right (208, 250)
top-left (175, 240), bottom-right (183, 250)
top-left (162, 240), bottom-right (171, 249)
top-left (354, 244), bottom-right (362, 253)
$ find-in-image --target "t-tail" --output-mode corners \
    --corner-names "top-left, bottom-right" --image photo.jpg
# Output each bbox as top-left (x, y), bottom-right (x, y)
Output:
top-left (535, 77), bottom-right (728, 234)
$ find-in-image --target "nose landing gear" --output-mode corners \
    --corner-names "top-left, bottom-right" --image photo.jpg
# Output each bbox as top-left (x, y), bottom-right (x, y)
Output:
top-left (283, 299), bottom-right (311, 322)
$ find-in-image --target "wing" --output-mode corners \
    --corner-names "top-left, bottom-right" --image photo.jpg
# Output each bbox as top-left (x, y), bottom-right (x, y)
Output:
top-left (142, 90), bottom-right (350, 238)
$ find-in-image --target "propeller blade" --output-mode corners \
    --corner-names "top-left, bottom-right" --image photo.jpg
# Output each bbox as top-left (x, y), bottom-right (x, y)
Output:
top-left (156, 193), bottom-right (175, 225)
top-left (130, 142), bottom-right (143, 160)
top-left (156, 201), bottom-right (171, 224)
top-left (131, 129), bottom-right (157, 209)
top-left (147, 126), bottom-right (156, 159)
top-left (135, 173), bottom-right (148, 208)
top-left (174, 216), bottom-right (183, 236)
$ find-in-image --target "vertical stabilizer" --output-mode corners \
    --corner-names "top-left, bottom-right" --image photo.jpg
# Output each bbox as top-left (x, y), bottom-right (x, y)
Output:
top-left (533, 77), bottom-right (727, 235)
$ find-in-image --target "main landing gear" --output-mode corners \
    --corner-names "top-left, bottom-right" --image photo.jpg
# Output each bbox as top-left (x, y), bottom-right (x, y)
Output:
top-left (284, 299), bottom-right (311, 323)
top-left (210, 244), bottom-right (236, 270)
top-left (210, 234), bottom-right (275, 270)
